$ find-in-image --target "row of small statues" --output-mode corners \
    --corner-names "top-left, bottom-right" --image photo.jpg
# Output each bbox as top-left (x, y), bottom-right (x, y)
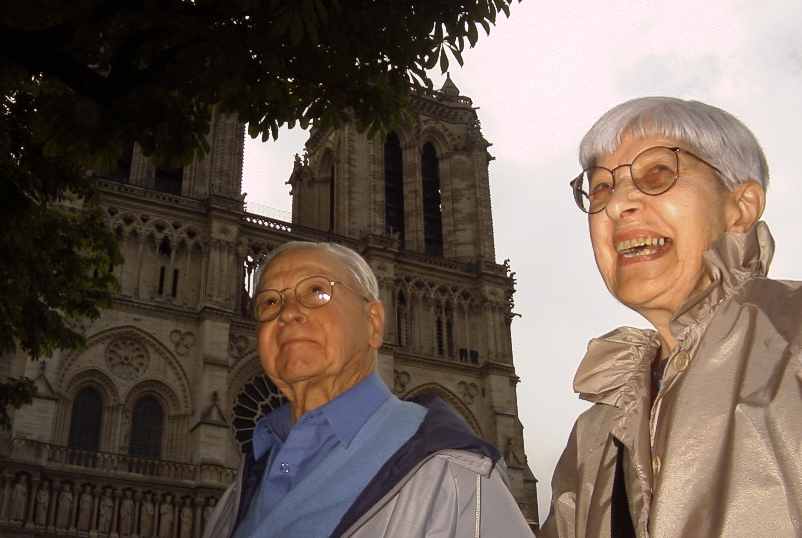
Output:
top-left (4, 475), bottom-right (217, 537)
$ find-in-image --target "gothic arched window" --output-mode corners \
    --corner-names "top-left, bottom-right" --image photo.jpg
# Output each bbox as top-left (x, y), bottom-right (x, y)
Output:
top-left (128, 396), bottom-right (164, 459)
top-left (421, 143), bottom-right (443, 257)
top-left (384, 133), bottom-right (405, 248)
top-left (396, 291), bottom-right (408, 347)
top-left (68, 387), bottom-right (103, 452)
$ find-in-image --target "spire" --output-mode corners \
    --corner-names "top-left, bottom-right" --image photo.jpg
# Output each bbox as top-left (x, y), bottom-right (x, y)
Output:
top-left (440, 73), bottom-right (460, 96)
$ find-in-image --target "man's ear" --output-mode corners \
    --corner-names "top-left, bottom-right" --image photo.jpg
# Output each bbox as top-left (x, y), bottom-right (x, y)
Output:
top-left (726, 180), bottom-right (765, 233)
top-left (367, 301), bottom-right (385, 350)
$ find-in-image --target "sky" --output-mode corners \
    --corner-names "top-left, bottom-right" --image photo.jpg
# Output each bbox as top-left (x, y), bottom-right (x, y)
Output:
top-left (241, 0), bottom-right (802, 519)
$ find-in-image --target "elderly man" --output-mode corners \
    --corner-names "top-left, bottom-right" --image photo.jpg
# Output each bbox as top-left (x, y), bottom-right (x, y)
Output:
top-left (204, 241), bottom-right (532, 538)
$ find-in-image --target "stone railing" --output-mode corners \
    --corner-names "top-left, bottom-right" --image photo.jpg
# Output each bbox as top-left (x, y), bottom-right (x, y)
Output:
top-left (0, 439), bottom-right (235, 538)
top-left (7, 439), bottom-right (235, 484)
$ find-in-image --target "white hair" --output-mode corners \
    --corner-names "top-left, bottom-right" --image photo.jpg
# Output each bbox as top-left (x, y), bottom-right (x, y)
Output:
top-left (256, 241), bottom-right (380, 301)
top-left (579, 96), bottom-right (769, 191)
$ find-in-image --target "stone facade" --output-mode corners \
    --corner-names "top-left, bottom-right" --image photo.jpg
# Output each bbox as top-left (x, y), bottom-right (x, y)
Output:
top-left (0, 80), bottom-right (539, 536)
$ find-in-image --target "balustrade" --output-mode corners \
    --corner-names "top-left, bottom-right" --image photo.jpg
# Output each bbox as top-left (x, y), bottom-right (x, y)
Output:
top-left (0, 439), bottom-right (231, 537)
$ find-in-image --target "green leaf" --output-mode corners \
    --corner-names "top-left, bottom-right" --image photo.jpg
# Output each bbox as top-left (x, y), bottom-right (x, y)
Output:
top-left (449, 44), bottom-right (464, 67)
top-left (467, 22), bottom-right (478, 47)
top-left (439, 46), bottom-right (449, 73)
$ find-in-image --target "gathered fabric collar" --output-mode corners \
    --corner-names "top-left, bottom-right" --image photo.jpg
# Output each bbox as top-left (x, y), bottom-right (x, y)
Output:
top-left (574, 221), bottom-right (775, 406)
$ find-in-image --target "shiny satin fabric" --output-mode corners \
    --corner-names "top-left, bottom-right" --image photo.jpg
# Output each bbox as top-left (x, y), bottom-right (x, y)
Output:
top-left (541, 222), bottom-right (802, 537)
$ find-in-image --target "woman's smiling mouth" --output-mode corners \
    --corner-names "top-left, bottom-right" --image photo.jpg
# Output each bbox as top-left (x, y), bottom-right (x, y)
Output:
top-left (616, 236), bottom-right (673, 265)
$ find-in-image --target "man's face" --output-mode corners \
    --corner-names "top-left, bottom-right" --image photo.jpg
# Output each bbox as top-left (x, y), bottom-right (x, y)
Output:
top-left (255, 248), bottom-right (384, 397)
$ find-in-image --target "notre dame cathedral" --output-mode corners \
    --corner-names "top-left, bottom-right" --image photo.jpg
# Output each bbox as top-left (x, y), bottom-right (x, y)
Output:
top-left (0, 77), bottom-right (539, 536)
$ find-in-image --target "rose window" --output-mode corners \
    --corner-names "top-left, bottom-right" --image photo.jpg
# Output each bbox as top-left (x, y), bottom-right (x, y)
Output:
top-left (232, 375), bottom-right (287, 454)
top-left (106, 338), bottom-right (149, 381)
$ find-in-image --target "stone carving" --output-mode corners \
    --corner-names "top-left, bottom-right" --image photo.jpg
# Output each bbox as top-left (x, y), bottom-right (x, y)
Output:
top-left (393, 370), bottom-right (411, 393)
top-left (119, 490), bottom-right (134, 536)
top-left (106, 337), bottom-right (150, 380)
top-left (202, 497), bottom-right (216, 530)
top-left (140, 492), bottom-right (155, 537)
top-left (504, 437), bottom-right (524, 467)
top-left (77, 485), bottom-right (93, 531)
top-left (55, 483), bottom-right (74, 529)
top-left (228, 333), bottom-right (251, 362)
top-left (179, 498), bottom-right (193, 538)
top-left (457, 381), bottom-right (480, 405)
top-left (11, 475), bottom-right (28, 522)
top-left (98, 488), bottom-right (113, 533)
top-left (159, 494), bottom-right (174, 538)
top-left (34, 480), bottom-right (50, 526)
top-left (170, 330), bottom-right (196, 356)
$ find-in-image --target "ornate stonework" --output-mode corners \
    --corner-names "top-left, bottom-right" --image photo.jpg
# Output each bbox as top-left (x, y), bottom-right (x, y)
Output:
top-left (105, 337), bottom-right (150, 381)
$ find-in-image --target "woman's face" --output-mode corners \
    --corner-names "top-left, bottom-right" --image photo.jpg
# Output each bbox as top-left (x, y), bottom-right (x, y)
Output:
top-left (589, 135), bottom-right (735, 319)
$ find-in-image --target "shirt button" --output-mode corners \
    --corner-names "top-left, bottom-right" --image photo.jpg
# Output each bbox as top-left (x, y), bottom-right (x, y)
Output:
top-left (279, 462), bottom-right (290, 474)
top-left (674, 351), bottom-right (690, 371)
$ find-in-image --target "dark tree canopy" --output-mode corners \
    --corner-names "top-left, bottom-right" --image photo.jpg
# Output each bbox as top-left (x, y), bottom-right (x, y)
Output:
top-left (0, 0), bottom-right (518, 425)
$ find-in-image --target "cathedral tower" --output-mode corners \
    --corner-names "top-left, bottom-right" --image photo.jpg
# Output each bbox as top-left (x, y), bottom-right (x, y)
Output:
top-left (288, 75), bottom-right (539, 525)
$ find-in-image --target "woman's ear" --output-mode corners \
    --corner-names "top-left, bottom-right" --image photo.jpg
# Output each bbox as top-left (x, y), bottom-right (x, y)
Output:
top-left (727, 180), bottom-right (765, 233)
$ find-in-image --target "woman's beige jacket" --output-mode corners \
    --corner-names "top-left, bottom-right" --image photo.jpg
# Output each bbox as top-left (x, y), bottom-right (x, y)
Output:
top-left (542, 222), bottom-right (802, 538)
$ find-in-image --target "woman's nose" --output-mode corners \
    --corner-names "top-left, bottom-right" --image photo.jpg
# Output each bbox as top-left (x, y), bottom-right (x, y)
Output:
top-left (604, 175), bottom-right (643, 219)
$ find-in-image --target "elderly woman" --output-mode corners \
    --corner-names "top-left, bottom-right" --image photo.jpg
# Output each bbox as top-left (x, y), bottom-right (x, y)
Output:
top-left (542, 97), bottom-right (802, 538)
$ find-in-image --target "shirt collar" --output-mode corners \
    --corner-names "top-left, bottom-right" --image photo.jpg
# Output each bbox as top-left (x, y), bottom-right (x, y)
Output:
top-left (250, 371), bottom-right (391, 460)
top-left (319, 371), bottom-right (391, 447)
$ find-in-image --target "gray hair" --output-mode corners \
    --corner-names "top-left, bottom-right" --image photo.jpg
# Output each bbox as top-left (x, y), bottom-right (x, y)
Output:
top-left (579, 96), bottom-right (769, 191)
top-left (255, 241), bottom-right (380, 301)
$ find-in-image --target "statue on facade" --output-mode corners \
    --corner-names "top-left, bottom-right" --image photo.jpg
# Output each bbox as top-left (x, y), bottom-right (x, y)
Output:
top-left (77, 484), bottom-right (93, 531)
top-left (140, 492), bottom-right (155, 537)
top-left (11, 475), bottom-right (29, 522)
top-left (158, 494), bottom-right (174, 538)
top-left (179, 498), bottom-right (192, 538)
top-left (98, 488), bottom-right (114, 533)
top-left (119, 489), bottom-right (134, 536)
top-left (202, 497), bottom-right (215, 533)
top-left (55, 483), bottom-right (74, 529)
top-left (34, 480), bottom-right (50, 526)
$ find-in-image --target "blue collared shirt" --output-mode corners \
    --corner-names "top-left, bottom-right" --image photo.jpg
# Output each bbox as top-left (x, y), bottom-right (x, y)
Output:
top-left (233, 372), bottom-right (391, 537)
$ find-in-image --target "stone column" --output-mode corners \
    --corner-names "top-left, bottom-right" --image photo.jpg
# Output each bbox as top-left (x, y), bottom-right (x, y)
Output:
top-left (192, 497), bottom-right (204, 538)
top-left (110, 488), bottom-right (121, 538)
top-left (24, 476), bottom-right (40, 529)
top-left (0, 471), bottom-right (12, 521)
top-left (91, 485), bottom-right (101, 532)
top-left (135, 236), bottom-right (147, 299)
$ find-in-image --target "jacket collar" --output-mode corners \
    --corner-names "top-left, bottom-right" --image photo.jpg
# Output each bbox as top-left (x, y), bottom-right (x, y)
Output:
top-left (669, 220), bottom-right (773, 340)
top-left (574, 221), bottom-right (774, 406)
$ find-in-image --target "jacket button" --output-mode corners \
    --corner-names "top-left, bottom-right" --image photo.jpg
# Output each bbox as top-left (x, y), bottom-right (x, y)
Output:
top-left (652, 455), bottom-right (662, 477)
top-left (674, 351), bottom-right (690, 371)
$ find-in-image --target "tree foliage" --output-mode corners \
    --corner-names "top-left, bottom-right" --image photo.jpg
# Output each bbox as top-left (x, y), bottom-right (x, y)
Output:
top-left (0, 0), bottom-right (518, 423)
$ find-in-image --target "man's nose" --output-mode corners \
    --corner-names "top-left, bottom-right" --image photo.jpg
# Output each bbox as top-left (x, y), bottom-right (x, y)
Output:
top-left (277, 291), bottom-right (306, 323)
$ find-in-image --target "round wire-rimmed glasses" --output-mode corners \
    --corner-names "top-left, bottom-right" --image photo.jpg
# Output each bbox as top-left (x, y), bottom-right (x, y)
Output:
top-left (569, 145), bottom-right (725, 214)
top-left (253, 274), bottom-right (370, 322)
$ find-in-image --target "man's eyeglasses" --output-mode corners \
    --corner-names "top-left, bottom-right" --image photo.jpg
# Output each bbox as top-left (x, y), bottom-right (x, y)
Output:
top-left (570, 146), bottom-right (724, 214)
top-left (253, 275), bottom-right (370, 322)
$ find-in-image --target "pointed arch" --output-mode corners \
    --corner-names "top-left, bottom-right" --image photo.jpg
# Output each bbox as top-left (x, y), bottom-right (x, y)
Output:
top-left (319, 149), bottom-right (336, 232)
top-left (421, 142), bottom-right (443, 256)
top-left (403, 383), bottom-right (482, 437)
top-left (384, 132), bottom-right (405, 248)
